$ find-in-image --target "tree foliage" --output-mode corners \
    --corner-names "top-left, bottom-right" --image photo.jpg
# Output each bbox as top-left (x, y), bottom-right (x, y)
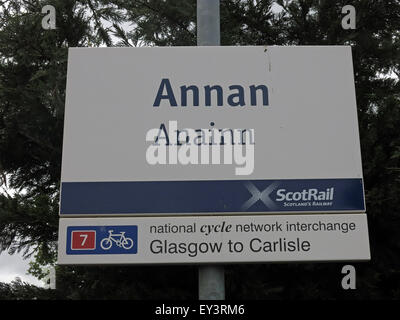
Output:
top-left (0, 277), bottom-right (59, 300)
top-left (0, 0), bottom-right (399, 299)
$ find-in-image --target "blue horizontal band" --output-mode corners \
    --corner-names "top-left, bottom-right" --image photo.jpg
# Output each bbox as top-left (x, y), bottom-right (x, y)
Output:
top-left (60, 178), bottom-right (365, 215)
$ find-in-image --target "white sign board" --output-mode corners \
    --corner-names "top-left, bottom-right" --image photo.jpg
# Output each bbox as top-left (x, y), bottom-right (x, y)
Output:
top-left (57, 214), bottom-right (370, 265)
top-left (60, 46), bottom-right (365, 216)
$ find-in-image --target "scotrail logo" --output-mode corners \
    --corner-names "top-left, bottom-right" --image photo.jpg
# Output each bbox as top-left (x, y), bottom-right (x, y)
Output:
top-left (276, 188), bottom-right (334, 202)
top-left (242, 182), bottom-right (335, 211)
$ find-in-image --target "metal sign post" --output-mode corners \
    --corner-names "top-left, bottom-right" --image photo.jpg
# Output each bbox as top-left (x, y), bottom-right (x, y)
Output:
top-left (197, 0), bottom-right (220, 46)
top-left (196, 0), bottom-right (225, 300)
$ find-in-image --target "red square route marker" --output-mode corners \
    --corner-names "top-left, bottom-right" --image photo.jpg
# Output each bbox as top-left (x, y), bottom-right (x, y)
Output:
top-left (71, 230), bottom-right (96, 250)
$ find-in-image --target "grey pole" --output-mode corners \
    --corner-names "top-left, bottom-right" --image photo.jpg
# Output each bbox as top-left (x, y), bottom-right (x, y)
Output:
top-left (198, 265), bottom-right (225, 300)
top-left (197, 0), bottom-right (225, 300)
top-left (197, 0), bottom-right (220, 46)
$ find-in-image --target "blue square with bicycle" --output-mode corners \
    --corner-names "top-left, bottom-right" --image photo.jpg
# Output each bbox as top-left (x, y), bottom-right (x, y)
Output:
top-left (66, 225), bottom-right (138, 255)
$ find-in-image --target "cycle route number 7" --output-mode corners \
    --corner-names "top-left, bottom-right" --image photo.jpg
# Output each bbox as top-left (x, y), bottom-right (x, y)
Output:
top-left (66, 225), bottom-right (138, 255)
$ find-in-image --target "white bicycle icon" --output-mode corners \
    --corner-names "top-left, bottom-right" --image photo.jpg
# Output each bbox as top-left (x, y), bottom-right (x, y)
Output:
top-left (100, 230), bottom-right (134, 250)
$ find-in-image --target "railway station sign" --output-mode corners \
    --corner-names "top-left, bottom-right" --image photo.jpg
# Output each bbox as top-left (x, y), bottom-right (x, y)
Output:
top-left (58, 46), bottom-right (370, 264)
top-left (60, 46), bottom-right (365, 216)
